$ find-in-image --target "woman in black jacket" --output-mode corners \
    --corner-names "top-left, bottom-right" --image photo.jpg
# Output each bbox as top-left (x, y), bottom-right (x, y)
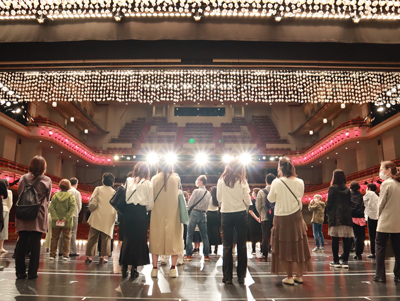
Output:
top-left (326, 169), bottom-right (353, 269)
top-left (350, 181), bottom-right (366, 260)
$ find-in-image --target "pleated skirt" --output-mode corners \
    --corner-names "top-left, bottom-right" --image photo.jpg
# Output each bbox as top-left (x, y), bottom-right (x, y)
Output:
top-left (271, 210), bottom-right (313, 275)
top-left (119, 204), bottom-right (150, 267)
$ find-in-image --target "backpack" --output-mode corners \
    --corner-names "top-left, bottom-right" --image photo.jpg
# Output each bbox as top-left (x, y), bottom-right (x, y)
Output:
top-left (262, 188), bottom-right (275, 220)
top-left (16, 175), bottom-right (44, 220)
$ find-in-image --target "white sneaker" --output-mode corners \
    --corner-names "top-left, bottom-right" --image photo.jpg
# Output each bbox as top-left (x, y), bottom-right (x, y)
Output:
top-left (312, 247), bottom-right (319, 252)
top-left (151, 268), bottom-right (158, 278)
top-left (176, 259), bottom-right (184, 266)
top-left (49, 257), bottom-right (55, 261)
top-left (319, 247), bottom-right (325, 252)
top-left (62, 257), bottom-right (70, 261)
top-left (169, 268), bottom-right (177, 278)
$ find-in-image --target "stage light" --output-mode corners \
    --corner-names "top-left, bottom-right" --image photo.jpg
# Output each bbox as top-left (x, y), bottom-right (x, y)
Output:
top-left (114, 155), bottom-right (120, 161)
top-left (309, 130), bottom-right (313, 135)
top-left (52, 102), bottom-right (57, 107)
top-left (239, 153), bottom-right (252, 165)
top-left (196, 152), bottom-right (209, 165)
top-left (165, 152), bottom-right (177, 165)
top-left (70, 117), bottom-right (74, 122)
top-left (270, 157), bottom-right (275, 161)
top-left (15, 108), bottom-right (21, 113)
top-left (114, 11), bottom-right (122, 22)
top-left (223, 154), bottom-right (234, 163)
top-left (126, 157), bottom-right (131, 160)
top-left (341, 103), bottom-right (346, 109)
top-left (147, 152), bottom-right (159, 165)
top-left (323, 118), bottom-right (328, 123)
top-left (37, 15), bottom-right (45, 23)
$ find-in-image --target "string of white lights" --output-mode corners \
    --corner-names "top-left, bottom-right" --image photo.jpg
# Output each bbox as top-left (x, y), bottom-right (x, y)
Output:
top-left (0, 0), bottom-right (400, 23)
top-left (0, 69), bottom-right (399, 105)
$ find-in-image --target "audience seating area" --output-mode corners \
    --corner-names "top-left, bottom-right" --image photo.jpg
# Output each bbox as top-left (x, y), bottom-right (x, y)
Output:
top-left (110, 118), bottom-right (146, 144)
top-left (184, 123), bottom-right (214, 143)
top-left (252, 115), bottom-right (289, 145)
top-left (143, 117), bottom-right (177, 145)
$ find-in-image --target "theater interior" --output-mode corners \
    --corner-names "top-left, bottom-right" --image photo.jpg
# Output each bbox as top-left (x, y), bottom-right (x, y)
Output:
top-left (1, 0), bottom-right (400, 299)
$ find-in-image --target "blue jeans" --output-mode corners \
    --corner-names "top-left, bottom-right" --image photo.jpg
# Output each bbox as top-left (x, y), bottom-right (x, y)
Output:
top-left (313, 223), bottom-right (324, 248)
top-left (186, 210), bottom-right (210, 256)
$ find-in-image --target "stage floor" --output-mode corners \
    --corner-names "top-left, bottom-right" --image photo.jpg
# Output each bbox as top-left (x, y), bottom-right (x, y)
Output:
top-left (0, 239), bottom-right (399, 300)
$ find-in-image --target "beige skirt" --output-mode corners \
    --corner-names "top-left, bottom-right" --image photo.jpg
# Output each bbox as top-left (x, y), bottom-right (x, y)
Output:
top-left (271, 210), bottom-right (313, 275)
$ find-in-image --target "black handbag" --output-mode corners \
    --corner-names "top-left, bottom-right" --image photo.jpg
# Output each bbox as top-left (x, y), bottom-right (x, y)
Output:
top-left (110, 179), bottom-right (144, 215)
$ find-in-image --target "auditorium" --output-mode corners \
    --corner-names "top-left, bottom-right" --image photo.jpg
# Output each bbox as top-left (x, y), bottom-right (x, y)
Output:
top-left (1, 1), bottom-right (400, 300)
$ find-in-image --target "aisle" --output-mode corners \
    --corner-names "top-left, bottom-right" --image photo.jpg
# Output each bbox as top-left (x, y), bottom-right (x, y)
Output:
top-left (0, 239), bottom-right (399, 300)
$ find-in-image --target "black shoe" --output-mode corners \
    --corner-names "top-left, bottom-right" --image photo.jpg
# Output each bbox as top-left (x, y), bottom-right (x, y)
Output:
top-left (222, 279), bottom-right (233, 284)
top-left (329, 262), bottom-right (341, 268)
top-left (395, 277), bottom-right (400, 283)
top-left (131, 267), bottom-right (139, 279)
top-left (69, 253), bottom-right (80, 257)
top-left (353, 255), bottom-right (362, 260)
top-left (16, 273), bottom-right (27, 280)
top-left (28, 274), bottom-right (38, 280)
top-left (373, 276), bottom-right (386, 283)
top-left (238, 278), bottom-right (245, 284)
top-left (367, 254), bottom-right (376, 259)
top-left (122, 266), bottom-right (128, 278)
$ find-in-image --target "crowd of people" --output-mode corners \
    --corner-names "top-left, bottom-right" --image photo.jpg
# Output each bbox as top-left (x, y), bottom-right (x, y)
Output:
top-left (1, 155), bottom-right (400, 285)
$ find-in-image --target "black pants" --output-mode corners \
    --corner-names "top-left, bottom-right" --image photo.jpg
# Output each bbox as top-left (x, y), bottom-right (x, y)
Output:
top-left (375, 232), bottom-right (400, 279)
top-left (368, 218), bottom-right (378, 255)
top-left (15, 231), bottom-right (43, 278)
top-left (261, 219), bottom-right (273, 257)
top-left (353, 223), bottom-right (365, 257)
top-left (332, 237), bottom-right (352, 262)
top-left (222, 211), bottom-right (248, 281)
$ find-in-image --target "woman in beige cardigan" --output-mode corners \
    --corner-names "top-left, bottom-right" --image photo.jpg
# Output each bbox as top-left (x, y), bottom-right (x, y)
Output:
top-left (85, 173), bottom-right (116, 264)
top-left (149, 161), bottom-right (182, 278)
top-left (374, 161), bottom-right (400, 283)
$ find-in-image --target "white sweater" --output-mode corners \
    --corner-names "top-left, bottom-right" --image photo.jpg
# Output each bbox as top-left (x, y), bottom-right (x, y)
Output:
top-left (267, 177), bottom-right (304, 216)
top-left (2, 190), bottom-right (13, 212)
top-left (217, 178), bottom-right (251, 213)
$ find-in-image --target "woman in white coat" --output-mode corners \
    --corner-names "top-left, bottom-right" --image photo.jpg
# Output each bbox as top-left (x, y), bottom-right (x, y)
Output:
top-left (0, 180), bottom-right (12, 254)
top-left (85, 173), bottom-right (116, 263)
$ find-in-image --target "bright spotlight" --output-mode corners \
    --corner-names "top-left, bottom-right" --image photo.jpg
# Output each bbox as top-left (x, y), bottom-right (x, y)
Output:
top-left (114, 155), bottom-right (120, 161)
top-left (223, 154), bottom-right (234, 163)
top-left (165, 152), bottom-right (177, 165)
top-left (377, 107), bottom-right (384, 112)
top-left (239, 153), bottom-right (252, 165)
top-left (147, 152), bottom-right (159, 165)
top-left (196, 152), bottom-right (209, 165)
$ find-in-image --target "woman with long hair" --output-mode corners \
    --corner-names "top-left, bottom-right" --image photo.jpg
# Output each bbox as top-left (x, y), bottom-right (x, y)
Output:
top-left (217, 158), bottom-right (251, 284)
top-left (15, 156), bottom-right (52, 280)
top-left (120, 162), bottom-right (154, 279)
top-left (149, 160), bottom-right (182, 278)
top-left (326, 169), bottom-right (353, 269)
top-left (207, 186), bottom-right (222, 255)
top-left (373, 161), bottom-right (400, 283)
top-left (268, 157), bottom-right (311, 285)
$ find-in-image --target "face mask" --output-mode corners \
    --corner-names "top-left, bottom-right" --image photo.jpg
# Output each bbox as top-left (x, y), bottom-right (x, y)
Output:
top-left (195, 181), bottom-right (199, 187)
top-left (380, 171), bottom-right (390, 180)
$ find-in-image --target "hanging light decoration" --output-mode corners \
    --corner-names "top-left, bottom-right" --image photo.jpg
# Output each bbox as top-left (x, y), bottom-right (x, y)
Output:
top-left (0, 0), bottom-right (400, 22)
top-left (0, 69), bottom-right (399, 105)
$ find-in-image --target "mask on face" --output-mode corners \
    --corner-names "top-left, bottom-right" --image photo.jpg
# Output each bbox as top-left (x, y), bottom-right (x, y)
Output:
top-left (195, 181), bottom-right (199, 187)
top-left (380, 171), bottom-right (390, 180)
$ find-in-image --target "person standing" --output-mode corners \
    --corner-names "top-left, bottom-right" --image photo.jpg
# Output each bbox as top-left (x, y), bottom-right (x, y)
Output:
top-left (326, 169), bottom-right (353, 269)
top-left (15, 156), bottom-right (52, 280)
top-left (248, 188), bottom-right (262, 255)
top-left (149, 160), bottom-right (183, 278)
top-left (256, 173), bottom-right (276, 260)
top-left (350, 181), bottom-right (366, 260)
top-left (373, 161), bottom-right (400, 283)
top-left (0, 180), bottom-right (12, 254)
top-left (308, 194), bottom-right (326, 252)
top-left (217, 158), bottom-right (251, 284)
top-left (85, 173), bottom-right (116, 264)
top-left (363, 183), bottom-right (379, 259)
top-left (120, 162), bottom-right (154, 279)
top-left (49, 179), bottom-right (76, 261)
top-left (207, 186), bottom-right (221, 255)
top-left (58, 177), bottom-right (82, 257)
top-left (268, 157), bottom-right (311, 285)
top-left (185, 175), bottom-right (211, 261)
